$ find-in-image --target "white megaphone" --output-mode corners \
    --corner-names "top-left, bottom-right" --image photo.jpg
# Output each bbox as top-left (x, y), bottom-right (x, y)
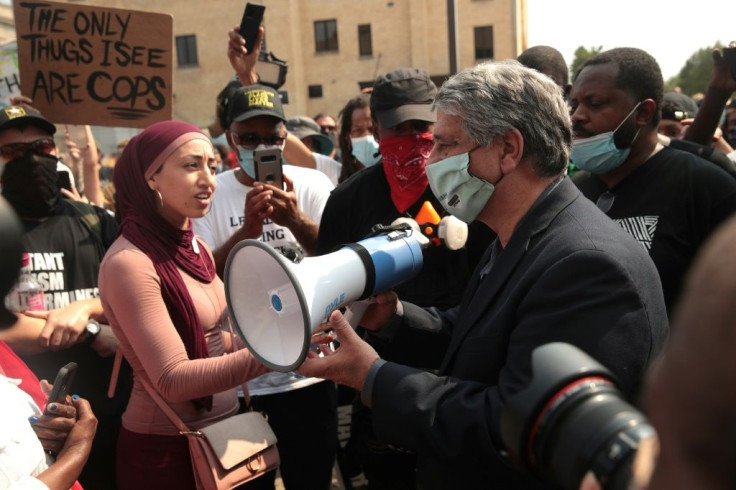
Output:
top-left (224, 227), bottom-right (425, 372)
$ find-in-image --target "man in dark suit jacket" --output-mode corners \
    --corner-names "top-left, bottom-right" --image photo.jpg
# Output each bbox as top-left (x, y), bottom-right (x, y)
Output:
top-left (298, 60), bottom-right (669, 489)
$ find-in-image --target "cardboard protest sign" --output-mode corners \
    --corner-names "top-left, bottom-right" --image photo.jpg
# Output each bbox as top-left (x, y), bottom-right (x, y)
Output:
top-left (13, 0), bottom-right (173, 128)
top-left (0, 41), bottom-right (21, 106)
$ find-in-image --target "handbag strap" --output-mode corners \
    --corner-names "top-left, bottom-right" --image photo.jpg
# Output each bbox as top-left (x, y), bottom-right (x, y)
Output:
top-left (137, 374), bottom-right (195, 434)
top-left (107, 348), bottom-right (123, 399)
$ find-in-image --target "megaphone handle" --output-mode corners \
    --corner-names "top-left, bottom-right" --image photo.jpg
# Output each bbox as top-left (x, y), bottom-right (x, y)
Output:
top-left (344, 298), bottom-right (374, 328)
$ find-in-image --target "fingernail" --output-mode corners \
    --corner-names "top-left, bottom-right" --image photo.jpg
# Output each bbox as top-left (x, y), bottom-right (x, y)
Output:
top-left (48, 404), bottom-right (57, 411)
top-left (28, 416), bottom-right (38, 423)
top-left (72, 394), bottom-right (80, 400)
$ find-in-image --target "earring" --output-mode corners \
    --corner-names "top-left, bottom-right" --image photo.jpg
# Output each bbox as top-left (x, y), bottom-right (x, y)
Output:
top-left (154, 189), bottom-right (163, 208)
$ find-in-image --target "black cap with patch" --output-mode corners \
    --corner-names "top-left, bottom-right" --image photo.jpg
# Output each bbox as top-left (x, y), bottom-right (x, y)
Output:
top-left (662, 92), bottom-right (699, 121)
top-left (227, 84), bottom-right (286, 127)
top-left (0, 105), bottom-right (56, 135)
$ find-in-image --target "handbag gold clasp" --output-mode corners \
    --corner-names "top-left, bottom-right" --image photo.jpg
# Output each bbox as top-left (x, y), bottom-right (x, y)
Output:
top-left (179, 430), bottom-right (205, 438)
top-left (246, 455), bottom-right (262, 472)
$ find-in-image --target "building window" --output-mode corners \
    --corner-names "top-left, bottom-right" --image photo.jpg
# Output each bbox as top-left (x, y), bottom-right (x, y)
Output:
top-left (176, 34), bottom-right (199, 66)
top-left (175, 34), bottom-right (198, 67)
top-left (308, 84), bottom-right (323, 98)
top-left (314, 19), bottom-right (338, 53)
top-left (358, 24), bottom-right (372, 56)
top-left (474, 26), bottom-right (494, 60)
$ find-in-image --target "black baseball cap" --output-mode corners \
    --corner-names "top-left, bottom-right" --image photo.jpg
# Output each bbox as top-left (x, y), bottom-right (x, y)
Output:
top-left (0, 105), bottom-right (56, 135)
top-left (227, 84), bottom-right (286, 126)
top-left (370, 68), bottom-right (437, 129)
top-left (662, 92), bottom-right (698, 121)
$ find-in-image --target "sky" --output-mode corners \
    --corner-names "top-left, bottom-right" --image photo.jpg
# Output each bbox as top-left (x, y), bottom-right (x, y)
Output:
top-left (526, 0), bottom-right (735, 81)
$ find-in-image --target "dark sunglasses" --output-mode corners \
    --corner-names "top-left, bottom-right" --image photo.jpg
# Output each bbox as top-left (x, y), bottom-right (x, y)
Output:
top-left (0, 138), bottom-right (56, 161)
top-left (232, 133), bottom-right (285, 150)
top-left (596, 191), bottom-right (615, 213)
top-left (320, 125), bottom-right (336, 134)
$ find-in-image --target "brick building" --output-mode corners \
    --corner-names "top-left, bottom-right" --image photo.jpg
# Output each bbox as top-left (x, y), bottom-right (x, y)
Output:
top-left (6, 0), bottom-right (527, 131)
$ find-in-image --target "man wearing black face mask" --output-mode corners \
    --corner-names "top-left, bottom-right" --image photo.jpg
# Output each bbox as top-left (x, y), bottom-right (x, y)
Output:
top-left (0, 104), bottom-right (129, 489)
top-left (570, 47), bottom-right (736, 313)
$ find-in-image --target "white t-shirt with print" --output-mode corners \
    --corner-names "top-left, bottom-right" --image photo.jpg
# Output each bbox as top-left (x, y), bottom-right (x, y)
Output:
top-left (193, 165), bottom-right (334, 396)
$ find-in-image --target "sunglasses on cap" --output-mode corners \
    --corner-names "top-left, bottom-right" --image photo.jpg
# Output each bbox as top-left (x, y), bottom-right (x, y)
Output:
top-left (0, 138), bottom-right (56, 161)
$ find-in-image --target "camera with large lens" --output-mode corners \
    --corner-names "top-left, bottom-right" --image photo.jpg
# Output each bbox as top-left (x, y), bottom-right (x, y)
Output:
top-left (500, 343), bottom-right (656, 490)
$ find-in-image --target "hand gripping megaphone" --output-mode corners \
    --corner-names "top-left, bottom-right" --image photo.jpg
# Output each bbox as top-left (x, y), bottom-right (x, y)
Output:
top-left (224, 227), bottom-right (425, 372)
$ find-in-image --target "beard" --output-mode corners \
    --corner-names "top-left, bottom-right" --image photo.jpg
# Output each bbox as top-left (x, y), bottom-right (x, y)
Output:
top-left (613, 115), bottom-right (640, 150)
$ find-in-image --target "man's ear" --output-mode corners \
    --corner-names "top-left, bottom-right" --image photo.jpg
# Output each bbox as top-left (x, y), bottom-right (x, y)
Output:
top-left (499, 128), bottom-right (524, 174)
top-left (637, 99), bottom-right (658, 126)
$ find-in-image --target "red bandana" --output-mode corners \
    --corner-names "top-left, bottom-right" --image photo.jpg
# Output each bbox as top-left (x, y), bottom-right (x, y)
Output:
top-left (379, 133), bottom-right (434, 213)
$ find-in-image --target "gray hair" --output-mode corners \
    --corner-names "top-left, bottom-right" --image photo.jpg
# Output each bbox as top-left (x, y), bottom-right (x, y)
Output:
top-left (433, 60), bottom-right (571, 177)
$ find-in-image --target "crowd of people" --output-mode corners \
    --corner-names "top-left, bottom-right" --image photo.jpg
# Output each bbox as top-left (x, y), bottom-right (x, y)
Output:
top-left (1, 16), bottom-right (736, 490)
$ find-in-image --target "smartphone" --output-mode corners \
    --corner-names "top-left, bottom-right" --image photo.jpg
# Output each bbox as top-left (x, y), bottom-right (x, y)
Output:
top-left (239, 3), bottom-right (265, 55)
top-left (723, 45), bottom-right (736, 82)
top-left (254, 147), bottom-right (283, 189)
top-left (47, 362), bottom-right (78, 405)
top-left (56, 170), bottom-right (72, 192)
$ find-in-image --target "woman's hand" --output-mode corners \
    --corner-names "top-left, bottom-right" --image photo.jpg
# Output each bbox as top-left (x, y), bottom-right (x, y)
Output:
top-left (55, 396), bottom-right (98, 460)
top-left (35, 396), bottom-right (98, 490)
top-left (31, 398), bottom-right (77, 455)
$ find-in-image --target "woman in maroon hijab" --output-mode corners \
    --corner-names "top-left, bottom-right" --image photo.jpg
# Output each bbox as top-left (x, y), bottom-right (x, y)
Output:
top-left (99, 121), bottom-right (268, 489)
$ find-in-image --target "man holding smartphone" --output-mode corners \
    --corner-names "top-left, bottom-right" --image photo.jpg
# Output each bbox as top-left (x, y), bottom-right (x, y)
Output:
top-left (192, 83), bottom-right (336, 490)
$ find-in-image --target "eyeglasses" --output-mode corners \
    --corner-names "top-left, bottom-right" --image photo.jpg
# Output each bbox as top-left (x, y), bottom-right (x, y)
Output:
top-left (596, 191), bottom-right (616, 213)
top-left (231, 133), bottom-right (285, 150)
top-left (320, 125), bottom-right (336, 134)
top-left (0, 138), bottom-right (56, 161)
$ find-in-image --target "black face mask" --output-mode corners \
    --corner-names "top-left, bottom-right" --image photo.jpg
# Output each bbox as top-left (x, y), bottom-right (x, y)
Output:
top-left (726, 128), bottom-right (736, 149)
top-left (1, 152), bottom-right (61, 219)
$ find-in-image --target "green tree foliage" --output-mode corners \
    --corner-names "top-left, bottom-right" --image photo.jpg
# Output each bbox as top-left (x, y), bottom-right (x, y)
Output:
top-left (570, 46), bottom-right (603, 79)
top-left (667, 42), bottom-right (724, 95)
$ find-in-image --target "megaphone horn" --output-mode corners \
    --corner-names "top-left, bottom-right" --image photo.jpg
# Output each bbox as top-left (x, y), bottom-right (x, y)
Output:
top-left (224, 229), bottom-right (424, 372)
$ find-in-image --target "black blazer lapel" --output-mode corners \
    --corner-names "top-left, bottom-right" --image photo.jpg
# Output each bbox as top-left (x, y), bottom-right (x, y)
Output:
top-left (439, 177), bottom-right (581, 372)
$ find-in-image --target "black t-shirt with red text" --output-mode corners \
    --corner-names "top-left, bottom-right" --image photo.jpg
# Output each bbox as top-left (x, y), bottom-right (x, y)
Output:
top-left (18, 200), bottom-right (128, 488)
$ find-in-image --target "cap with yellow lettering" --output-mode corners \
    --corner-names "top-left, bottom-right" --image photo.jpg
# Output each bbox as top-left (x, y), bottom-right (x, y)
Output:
top-left (0, 105), bottom-right (56, 135)
top-left (226, 84), bottom-right (285, 126)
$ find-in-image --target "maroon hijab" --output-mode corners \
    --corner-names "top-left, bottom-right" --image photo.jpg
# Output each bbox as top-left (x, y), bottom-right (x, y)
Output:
top-left (114, 120), bottom-right (216, 410)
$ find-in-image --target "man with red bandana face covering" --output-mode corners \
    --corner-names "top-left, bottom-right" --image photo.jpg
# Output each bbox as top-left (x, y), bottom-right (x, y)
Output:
top-left (317, 68), bottom-right (493, 489)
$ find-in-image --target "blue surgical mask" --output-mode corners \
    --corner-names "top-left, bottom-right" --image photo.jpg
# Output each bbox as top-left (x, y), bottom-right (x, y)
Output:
top-left (572, 102), bottom-right (642, 174)
top-left (237, 143), bottom-right (283, 179)
top-left (351, 135), bottom-right (381, 167)
top-left (237, 146), bottom-right (257, 179)
top-left (425, 148), bottom-right (496, 223)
